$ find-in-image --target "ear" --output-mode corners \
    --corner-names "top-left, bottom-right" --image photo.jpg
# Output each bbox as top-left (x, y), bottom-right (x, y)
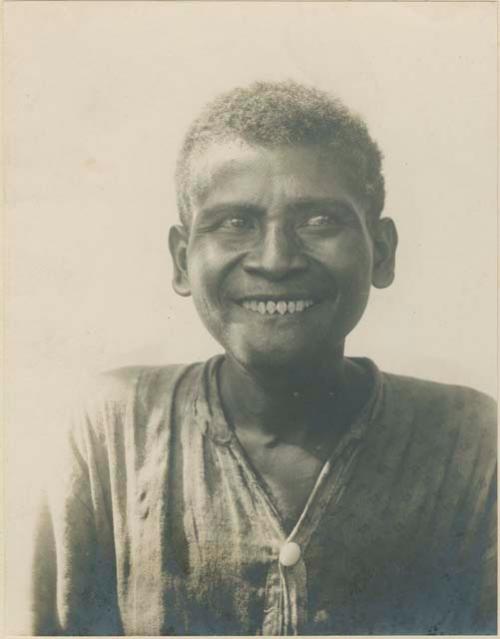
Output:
top-left (371, 217), bottom-right (398, 289)
top-left (168, 224), bottom-right (192, 297)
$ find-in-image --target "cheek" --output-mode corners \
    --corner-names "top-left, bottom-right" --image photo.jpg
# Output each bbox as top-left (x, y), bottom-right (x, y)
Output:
top-left (187, 242), bottom-right (219, 285)
top-left (186, 243), bottom-right (233, 314)
top-left (318, 238), bottom-right (373, 325)
top-left (348, 246), bottom-right (373, 288)
top-left (344, 245), bottom-right (374, 318)
top-left (315, 234), bottom-right (373, 285)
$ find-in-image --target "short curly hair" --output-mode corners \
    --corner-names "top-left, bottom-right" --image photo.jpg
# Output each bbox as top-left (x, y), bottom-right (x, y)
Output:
top-left (176, 80), bottom-right (385, 227)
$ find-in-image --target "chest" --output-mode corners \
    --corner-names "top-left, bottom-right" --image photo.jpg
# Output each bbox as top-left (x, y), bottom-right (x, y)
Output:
top-left (119, 421), bottom-right (440, 636)
top-left (237, 440), bottom-right (326, 531)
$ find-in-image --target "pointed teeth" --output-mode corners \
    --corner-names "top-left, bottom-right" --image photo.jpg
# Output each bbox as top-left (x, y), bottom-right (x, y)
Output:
top-left (277, 301), bottom-right (287, 315)
top-left (240, 299), bottom-right (316, 315)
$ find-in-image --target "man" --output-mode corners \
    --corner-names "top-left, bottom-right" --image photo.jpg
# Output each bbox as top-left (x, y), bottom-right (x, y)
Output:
top-left (31, 81), bottom-right (496, 635)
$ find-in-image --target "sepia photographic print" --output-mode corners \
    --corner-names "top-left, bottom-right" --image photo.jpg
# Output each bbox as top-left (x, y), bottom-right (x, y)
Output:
top-left (4, 1), bottom-right (498, 635)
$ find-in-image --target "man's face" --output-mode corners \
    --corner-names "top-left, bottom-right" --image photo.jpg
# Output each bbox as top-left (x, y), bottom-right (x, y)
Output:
top-left (170, 141), bottom-right (396, 373)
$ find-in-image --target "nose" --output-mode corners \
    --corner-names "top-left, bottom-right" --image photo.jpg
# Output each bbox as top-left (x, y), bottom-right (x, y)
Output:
top-left (243, 222), bottom-right (308, 280)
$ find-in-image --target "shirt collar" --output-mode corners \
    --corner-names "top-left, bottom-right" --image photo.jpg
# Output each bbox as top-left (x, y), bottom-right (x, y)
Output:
top-left (192, 354), bottom-right (383, 446)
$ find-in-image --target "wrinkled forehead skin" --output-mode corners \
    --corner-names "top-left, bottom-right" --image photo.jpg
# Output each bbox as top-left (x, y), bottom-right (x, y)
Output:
top-left (184, 139), bottom-right (372, 227)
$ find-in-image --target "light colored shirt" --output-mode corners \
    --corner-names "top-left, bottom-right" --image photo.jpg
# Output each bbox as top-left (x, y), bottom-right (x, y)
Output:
top-left (31, 356), bottom-right (497, 635)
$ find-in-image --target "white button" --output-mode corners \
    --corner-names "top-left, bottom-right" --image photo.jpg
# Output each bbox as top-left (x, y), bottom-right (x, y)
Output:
top-left (279, 541), bottom-right (301, 567)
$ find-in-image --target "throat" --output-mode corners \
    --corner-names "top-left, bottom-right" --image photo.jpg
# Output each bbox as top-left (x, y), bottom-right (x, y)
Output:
top-left (218, 358), bottom-right (346, 446)
top-left (217, 353), bottom-right (361, 445)
top-left (215, 354), bottom-right (374, 533)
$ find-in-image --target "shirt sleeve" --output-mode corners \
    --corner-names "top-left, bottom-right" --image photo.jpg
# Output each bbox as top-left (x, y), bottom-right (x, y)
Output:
top-left (473, 469), bottom-right (497, 633)
top-left (29, 390), bottom-right (123, 635)
top-left (446, 391), bottom-right (497, 634)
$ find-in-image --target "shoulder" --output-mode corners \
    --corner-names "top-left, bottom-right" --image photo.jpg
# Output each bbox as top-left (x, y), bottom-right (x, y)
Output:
top-left (43, 360), bottom-right (207, 521)
top-left (382, 371), bottom-right (496, 430)
top-left (80, 361), bottom-right (201, 407)
top-left (373, 371), bottom-right (497, 548)
top-left (65, 361), bottom-right (204, 447)
top-left (380, 370), bottom-right (496, 472)
top-left (384, 370), bottom-right (495, 411)
top-left (81, 362), bottom-right (196, 402)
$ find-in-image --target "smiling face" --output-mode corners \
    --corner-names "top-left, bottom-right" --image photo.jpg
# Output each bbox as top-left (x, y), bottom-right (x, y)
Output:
top-left (169, 141), bottom-right (397, 375)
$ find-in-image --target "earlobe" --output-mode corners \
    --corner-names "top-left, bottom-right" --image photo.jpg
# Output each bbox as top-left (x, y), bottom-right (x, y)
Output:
top-left (168, 225), bottom-right (192, 297)
top-left (372, 218), bottom-right (398, 289)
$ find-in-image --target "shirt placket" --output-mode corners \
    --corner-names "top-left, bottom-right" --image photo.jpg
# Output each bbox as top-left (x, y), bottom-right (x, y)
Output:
top-left (225, 423), bottom-right (370, 635)
top-left (195, 356), bottom-right (381, 636)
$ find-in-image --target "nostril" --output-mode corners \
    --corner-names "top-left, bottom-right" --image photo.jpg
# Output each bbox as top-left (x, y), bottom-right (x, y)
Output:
top-left (243, 242), bottom-right (308, 277)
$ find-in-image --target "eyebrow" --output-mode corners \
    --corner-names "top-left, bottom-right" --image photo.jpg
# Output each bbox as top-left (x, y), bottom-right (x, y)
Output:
top-left (200, 197), bottom-right (354, 218)
top-left (199, 202), bottom-right (265, 218)
top-left (286, 197), bottom-right (356, 214)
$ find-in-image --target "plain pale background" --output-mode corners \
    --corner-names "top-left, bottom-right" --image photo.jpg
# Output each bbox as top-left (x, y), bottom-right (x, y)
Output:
top-left (4, 1), bottom-right (497, 632)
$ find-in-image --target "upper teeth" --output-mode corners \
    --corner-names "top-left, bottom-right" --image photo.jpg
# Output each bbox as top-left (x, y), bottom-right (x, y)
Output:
top-left (241, 300), bottom-right (315, 315)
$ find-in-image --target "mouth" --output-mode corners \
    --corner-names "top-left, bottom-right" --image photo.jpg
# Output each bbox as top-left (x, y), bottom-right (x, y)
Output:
top-left (237, 298), bottom-right (317, 316)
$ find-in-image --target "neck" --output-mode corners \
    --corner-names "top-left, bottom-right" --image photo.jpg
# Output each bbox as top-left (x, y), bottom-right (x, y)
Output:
top-left (218, 349), bottom-right (361, 443)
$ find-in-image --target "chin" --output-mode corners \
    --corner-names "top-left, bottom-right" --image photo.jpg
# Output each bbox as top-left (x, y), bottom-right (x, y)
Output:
top-left (232, 339), bottom-right (329, 375)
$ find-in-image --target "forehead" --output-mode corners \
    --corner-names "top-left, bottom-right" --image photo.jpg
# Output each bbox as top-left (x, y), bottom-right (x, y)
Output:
top-left (188, 140), bottom-right (368, 214)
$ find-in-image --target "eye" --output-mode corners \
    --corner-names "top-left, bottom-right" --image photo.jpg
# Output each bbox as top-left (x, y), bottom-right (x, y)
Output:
top-left (303, 213), bottom-right (338, 227)
top-left (219, 216), bottom-right (255, 230)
